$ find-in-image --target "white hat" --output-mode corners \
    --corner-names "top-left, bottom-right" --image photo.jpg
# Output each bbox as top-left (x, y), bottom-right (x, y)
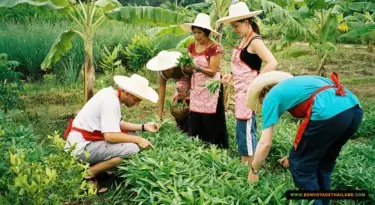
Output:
top-left (246, 71), bottom-right (293, 113)
top-left (146, 50), bottom-right (182, 71)
top-left (181, 13), bottom-right (219, 35)
top-left (217, 2), bottom-right (263, 24)
top-left (114, 74), bottom-right (158, 103)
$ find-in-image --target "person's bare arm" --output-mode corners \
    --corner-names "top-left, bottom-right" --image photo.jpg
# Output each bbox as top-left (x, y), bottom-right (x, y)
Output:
top-left (103, 132), bottom-right (154, 149)
top-left (120, 122), bottom-right (143, 132)
top-left (251, 125), bottom-right (275, 170)
top-left (120, 121), bottom-right (161, 133)
top-left (157, 75), bottom-right (167, 120)
top-left (103, 132), bottom-right (142, 144)
top-left (198, 53), bottom-right (221, 77)
top-left (250, 39), bottom-right (277, 72)
top-left (248, 125), bottom-right (274, 182)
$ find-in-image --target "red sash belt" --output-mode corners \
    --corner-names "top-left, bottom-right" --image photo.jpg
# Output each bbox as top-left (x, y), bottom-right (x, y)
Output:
top-left (289, 72), bottom-right (346, 149)
top-left (63, 119), bottom-right (105, 141)
top-left (63, 89), bottom-right (124, 141)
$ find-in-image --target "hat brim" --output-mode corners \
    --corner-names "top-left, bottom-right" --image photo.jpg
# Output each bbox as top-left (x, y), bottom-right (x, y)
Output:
top-left (114, 76), bottom-right (158, 103)
top-left (217, 10), bottom-right (263, 24)
top-left (246, 71), bottom-right (293, 113)
top-left (181, 23), bottom-right (219, 35)
top-left (146, 51), bottom-right (182, 71)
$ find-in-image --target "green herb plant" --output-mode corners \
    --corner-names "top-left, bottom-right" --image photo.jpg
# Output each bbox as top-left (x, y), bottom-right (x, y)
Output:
top-left (205, 79), bottom-right (221, 95)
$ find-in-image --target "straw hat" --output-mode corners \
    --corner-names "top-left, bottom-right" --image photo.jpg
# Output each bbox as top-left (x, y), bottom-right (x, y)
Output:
top-left (181, 13), bottom-right (219, 35)
top-left (146, 51), bottom-right (182, 71)
top-left (246, 71), bottom-right (293, 113)
top-left (217, 2), bottom-right (263, 24)
top-left (114, 74), bottom-right (158, 103)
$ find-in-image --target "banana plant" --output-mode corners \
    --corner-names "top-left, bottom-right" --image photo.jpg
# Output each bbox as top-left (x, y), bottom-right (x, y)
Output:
top-left (148, 0), bottom-right (232, 46)
top-left (247, 0), bottom-right (347, 76)
top-left (340, 2), bottom-right (375, 52)
top-left (0, 0), bottom-right (184, 102)
top-left (205, 0), bottom-right (232, 43)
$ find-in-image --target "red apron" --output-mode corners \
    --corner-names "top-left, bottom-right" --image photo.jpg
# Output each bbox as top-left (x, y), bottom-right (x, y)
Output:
top-left (289, 72), bottom-right (346, 149)
top-left (63, 89), bottom-right (123, 141)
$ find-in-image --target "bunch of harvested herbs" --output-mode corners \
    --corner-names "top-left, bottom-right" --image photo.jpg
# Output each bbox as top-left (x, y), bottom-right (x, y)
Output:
top-left (176, 52), bottom-right (193, 68)
top-left (205, 79), bottom-right (221, 95)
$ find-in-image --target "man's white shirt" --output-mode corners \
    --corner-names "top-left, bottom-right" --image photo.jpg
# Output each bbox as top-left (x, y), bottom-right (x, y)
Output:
top-left (64, 87), bottom-right (122, 156)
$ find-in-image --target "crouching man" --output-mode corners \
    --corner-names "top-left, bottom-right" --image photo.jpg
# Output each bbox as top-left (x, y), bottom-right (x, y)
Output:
top-left (64, 74), bottom-right (161, 192)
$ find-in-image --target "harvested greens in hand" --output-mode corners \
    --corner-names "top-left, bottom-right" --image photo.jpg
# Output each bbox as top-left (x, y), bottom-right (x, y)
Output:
top-left (176, 52), bottom-right (193, 68)
top-left (205, 79), bottom-right (221, 95)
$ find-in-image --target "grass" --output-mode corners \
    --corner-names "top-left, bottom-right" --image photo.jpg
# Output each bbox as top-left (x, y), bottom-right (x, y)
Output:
top-left (0, 20), bottom-right (181, 82)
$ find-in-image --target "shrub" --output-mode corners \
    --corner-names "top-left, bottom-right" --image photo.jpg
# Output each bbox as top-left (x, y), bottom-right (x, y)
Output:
top-left (0, 53), bottom-right (23, 112)
top-left (122, 34), bottom-right (156, 72)
top-left (0, 4), bottom-right (66, 23)
top-left (0, 111), bottom-right (95, 204)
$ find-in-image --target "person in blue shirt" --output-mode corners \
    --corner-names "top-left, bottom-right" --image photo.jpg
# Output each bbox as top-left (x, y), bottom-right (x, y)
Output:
top-left (246, 71), bottom-right (362, 205)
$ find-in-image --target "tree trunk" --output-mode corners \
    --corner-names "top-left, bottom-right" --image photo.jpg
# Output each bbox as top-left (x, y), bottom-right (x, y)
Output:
top-left (317, 52), bottom-right (328, 77)
top-left (318, 65), bottom-right (326, 77)
top-left (368, 39), bottom-right (373, 53)
top-left (84, 38), bottom-right (95, 102)
top-left (214, 23), bottom-right (224, 44)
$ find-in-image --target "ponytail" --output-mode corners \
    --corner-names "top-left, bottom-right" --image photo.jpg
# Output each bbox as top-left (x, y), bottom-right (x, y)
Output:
top-left (240, 17), bottom-right (260, 35)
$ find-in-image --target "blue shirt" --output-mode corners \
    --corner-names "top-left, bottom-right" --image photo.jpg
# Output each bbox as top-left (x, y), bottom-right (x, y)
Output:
top-left (262, 76), bottom-right (361, 129)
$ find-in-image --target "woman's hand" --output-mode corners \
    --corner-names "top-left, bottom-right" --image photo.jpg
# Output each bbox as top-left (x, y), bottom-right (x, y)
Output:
top-left (221, 74), bottom-right (232, 84)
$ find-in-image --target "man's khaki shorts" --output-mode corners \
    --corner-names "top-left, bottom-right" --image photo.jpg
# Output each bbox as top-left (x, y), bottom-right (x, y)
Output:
top-left (77, 140), bottom-right (140, 165)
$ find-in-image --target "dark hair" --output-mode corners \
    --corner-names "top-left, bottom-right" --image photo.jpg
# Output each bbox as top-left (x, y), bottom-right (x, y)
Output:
top-left (191, 25), bottom-right (211, 37)
top-left (239, 17), bottom-right (260, 35)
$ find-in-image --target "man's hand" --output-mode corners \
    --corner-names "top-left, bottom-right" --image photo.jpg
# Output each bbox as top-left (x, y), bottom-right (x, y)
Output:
top-left (279, 156), bottom-right (289, 168)
top-left (221, 74), bottom-right (232, 84)
top-left (247, 169), bottom-right (259, 182)
top-left (144, 122), bottom-right (161, 133)
top-left (138, 138), bottom-right (154, 149)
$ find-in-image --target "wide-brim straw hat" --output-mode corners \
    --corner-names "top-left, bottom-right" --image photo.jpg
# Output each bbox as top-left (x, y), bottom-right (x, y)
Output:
top-left (246, 71), bottom-right (293, 113)
top-left (146, 51), bottom-right (182, 71)
top-left (181, 13), bottom-right (219, 35)
top-left (114, 74), bottom-right (158, 103)
top-left (217, 2), bottom-right (263, 24)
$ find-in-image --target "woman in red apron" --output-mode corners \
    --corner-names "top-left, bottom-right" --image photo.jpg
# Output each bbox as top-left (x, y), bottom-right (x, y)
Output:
top-left (246, 71), bottom-right (362, 205)
top-left (180, 13), bottom-right (229, 148)
top-left (217, 2), bottom-right (278, 164)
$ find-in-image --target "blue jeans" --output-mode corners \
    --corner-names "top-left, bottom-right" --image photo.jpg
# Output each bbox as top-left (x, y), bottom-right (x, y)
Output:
top-left (289, 105), bottom-right (362, 205)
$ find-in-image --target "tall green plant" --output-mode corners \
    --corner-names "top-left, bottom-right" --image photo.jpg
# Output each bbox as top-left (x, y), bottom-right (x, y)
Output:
top-left (0, 0), bottom-right (184, 102)
top-left (99, 44), bottom-right (122, 75)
